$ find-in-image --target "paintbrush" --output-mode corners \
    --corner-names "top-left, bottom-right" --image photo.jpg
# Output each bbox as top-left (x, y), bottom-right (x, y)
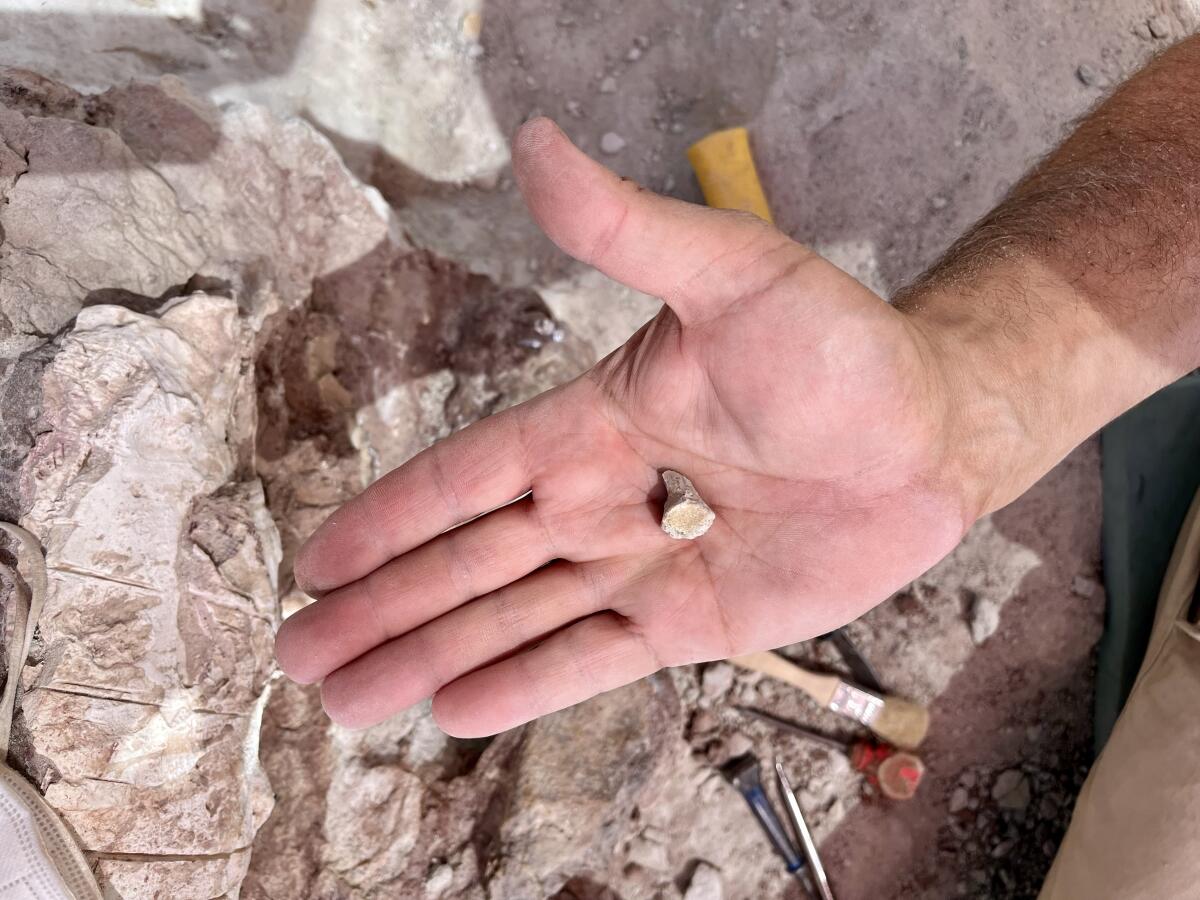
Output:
top-left (730, 650), bottom-right (930, 750)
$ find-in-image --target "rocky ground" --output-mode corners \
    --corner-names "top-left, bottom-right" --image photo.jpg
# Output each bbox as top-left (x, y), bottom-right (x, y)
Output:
top-left (0, 1), bottom-right (1196, 898)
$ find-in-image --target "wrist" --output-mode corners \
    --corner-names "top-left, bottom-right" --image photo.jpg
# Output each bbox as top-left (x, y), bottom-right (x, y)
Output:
top-left (901, 257), bottom-right (1180, 518)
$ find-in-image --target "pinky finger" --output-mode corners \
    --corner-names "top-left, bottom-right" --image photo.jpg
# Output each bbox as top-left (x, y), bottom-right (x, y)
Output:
top-left (430, 613), bottom-right (661, 738)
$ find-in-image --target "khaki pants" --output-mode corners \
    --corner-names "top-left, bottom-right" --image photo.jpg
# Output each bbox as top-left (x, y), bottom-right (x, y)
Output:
top-left (1040, 490), bottom-right (1200, 898)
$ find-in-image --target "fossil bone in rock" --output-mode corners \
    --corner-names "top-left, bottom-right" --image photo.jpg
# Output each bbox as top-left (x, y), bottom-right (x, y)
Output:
top-left (661, 470), bottom-right (716, 540)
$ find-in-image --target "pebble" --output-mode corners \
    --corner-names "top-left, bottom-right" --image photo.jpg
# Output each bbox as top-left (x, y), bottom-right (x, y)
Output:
top-left (991, 839), bottom-right (1016, 859)
top-left (600, 132), bottom-right (627, 155)
top-left (992, 769), bottom-right (1032, 812)
top-left (949, 787), bottom-right (970, 813)
top-left (690, 708), bottom-right (718, 736)
top-left (723, 732), bottom-right (754, 758)
top-left (1148, 15), bottom-right (1171, 39)
top-left (565, 99), bottom-right (584, 118)
top-left (425, 864), bottom-right (454, 897)
top-left (683, 862), bottom-right (724, 900)
top-left (1038, 795), bottom-right (1059, 820)
top-left (960, 771), bottom-right (978, 788)
top-left (968, 596), bottom-right (1001, 645)
top-left (626, 46), bottom-right (643, 61)
top-left (701, 662), bottom-right (735, 699)
top-left (931, 194), bottom-right (949, 210)
top-left (600, 75), bottom-right (618, 93)
top-left (1077, 63), bottom-right (1103, 87)
top-left (627, 834), bottom-right (671, 872)
top-left (1071, 575), bottom-right (1098, 598)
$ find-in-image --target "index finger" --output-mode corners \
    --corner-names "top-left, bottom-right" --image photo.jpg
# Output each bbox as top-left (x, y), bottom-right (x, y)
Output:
top-left (293, 403), bottom-right (535, 596)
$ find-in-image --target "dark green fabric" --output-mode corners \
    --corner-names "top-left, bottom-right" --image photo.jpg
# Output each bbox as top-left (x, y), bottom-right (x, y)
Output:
top-left (1097, 373), bottom-right (1200, 754)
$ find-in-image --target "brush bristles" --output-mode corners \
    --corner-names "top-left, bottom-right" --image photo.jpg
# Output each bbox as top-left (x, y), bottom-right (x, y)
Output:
top-left (869, 697), bottom-right (930, 750)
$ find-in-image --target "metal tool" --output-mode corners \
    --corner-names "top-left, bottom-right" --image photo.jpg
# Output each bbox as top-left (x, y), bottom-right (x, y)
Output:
top-left (822, 627), bottom-right (884, 694)
top-left (736, 706), bottom-right (926, 801)
top-left (775, 761), bottom-right (836, 900)
top-left (720, 754), bottom-right (808, 888)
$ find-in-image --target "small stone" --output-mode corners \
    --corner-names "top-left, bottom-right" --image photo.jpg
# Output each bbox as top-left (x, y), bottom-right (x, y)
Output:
top-left (565, 99), bottom-right (584, 118)
top-left (1071, 575), bottom-right (1098, 598)
top-left (968, 596), bottom-right (1001, 644)
top-left (627, 834), bottom-right (671, 871)
top-left (1133, 20), bottom-right (1154, 40)
top-left (600, 75), bottom-right (618, 93)
top-left (931, 194), bottom-right (949, 210)
top-left (670, 121), bottom-right (685, 134)
top-left (689, 708), bottom-right (718, 737)
top-left (600, 132), bottom-right (627, 155)
top-left (723, 732), bottom-right (753, 758)
top-left (992, 769), bottom-right (1031, 811)
top-left (626, 46), bottom-right (643, 61)
top-left (701, 662), bottom-right (735, 699)
top-left (960, 771), bottom-right (978, 788)
top-left (991, 839), bottom-right (1016, 859)
top-left (661, 470), bottom-right (716, 539)
top-left (425, 863), bottom-right (454, 897)
top-left (1043, 840), bottom-right (1058, 858)
top-left (1077, 63), bottom-right (1103, 87)
top-left (1038, 795), bottom-right (1059, 820)
top-left (684, 862), bottom-right (724, 900)
top-left (662, 173), bottom-right (676, 193)
top-left (1148, 15), bottom-right (1171, 39)
top-left (467, 43), bottom-right (485, 60)
top-left (949, 787), bottom-right (970, 813)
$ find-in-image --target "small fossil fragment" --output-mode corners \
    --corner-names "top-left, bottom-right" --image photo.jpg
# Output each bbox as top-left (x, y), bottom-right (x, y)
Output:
top-left (660, 469), bottom-right (716, 540)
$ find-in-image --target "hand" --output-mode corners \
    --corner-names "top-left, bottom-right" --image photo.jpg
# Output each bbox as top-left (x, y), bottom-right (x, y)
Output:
top-left (274, 118), bottom-right (980, 737)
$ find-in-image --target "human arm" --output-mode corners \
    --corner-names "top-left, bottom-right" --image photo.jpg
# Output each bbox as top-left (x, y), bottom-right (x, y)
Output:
top-left (274, 34), bottom-right (1200, 737)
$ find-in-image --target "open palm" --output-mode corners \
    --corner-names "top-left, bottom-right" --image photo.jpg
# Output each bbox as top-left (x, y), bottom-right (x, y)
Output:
top-left (274, 119), bottom-right (974, 736)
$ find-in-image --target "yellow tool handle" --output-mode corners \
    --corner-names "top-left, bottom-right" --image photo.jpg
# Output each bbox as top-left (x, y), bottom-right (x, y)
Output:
top-left (687, 126), bottom-right (773, 223)
top-left (730, 650), bottom-right (839, 707)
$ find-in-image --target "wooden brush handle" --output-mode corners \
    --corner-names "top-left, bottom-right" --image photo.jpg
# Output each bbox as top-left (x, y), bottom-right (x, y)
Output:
top-left (730, 651), bottom-right (839, 706)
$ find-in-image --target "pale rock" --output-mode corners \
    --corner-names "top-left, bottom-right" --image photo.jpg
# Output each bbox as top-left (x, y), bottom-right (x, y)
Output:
top-left (627, 833), bottom-right (671, 872)
top-left (701, 662), bottom-right (736, 700)
top-left (1148, 14), bottom-right (1171, 38)
top-left (482, 676), bottom-right (681, 897)
top-left (18, 297), bottom-right (277, 898)
top-left (661, 470), bottom-right (717, 540)
top-left (968, 595), bottom-right (1002, 645)
top-left (424, 863), bottom-right (454, 896)
top-left (684, 863), bottom-right (724, 900)
top-left (601, 131), bottom-right (628, 154)
top-left (1071, 575), bottom-right (1098, 598)
top-left (0, 69), bottom-right (394, 900)
top-left (992, 769), bottom-right (1031, 812)
top-left (949, 787), bottom-right (970, 813)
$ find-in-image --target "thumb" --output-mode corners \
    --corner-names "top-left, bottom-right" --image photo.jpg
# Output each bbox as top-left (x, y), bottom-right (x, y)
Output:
top-left (513, 117), bottom-right (805, 325)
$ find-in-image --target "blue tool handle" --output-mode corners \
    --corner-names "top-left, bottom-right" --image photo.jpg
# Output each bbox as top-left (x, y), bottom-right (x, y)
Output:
top-left (742, 784), bottom-right (805, 873)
